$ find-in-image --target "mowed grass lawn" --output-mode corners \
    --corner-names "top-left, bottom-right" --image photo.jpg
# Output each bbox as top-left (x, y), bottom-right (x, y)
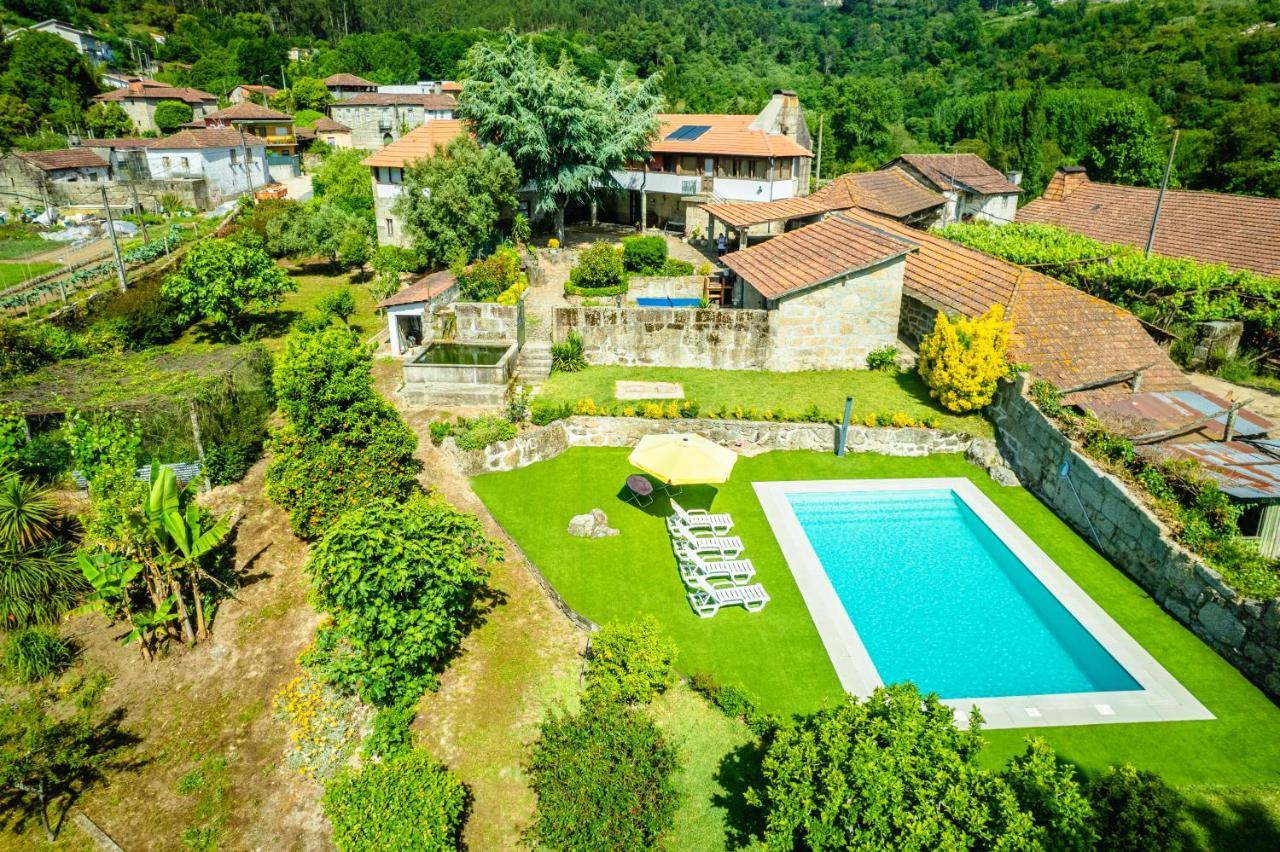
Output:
top-left (536, 366), bottom-right (993, 437)
top-left (473, 447), bottom-right (1280, 798)
top-left (0, 260), bottom-right (57, 288)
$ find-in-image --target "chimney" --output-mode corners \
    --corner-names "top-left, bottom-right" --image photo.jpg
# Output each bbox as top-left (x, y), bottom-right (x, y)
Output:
top-left (1044, 166), bottom-right (1088, 201)
top-left (128, 80), bottom-right (143, 93)
top-left (1004, 170), bottom-right (1023, 186)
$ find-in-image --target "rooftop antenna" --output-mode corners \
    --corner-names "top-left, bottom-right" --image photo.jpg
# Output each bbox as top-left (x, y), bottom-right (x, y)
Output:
top-left (1145, 129), bottom-right (1180, 258)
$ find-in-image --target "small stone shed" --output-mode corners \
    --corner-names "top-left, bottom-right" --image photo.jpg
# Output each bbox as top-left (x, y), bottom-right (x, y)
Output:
top-left (377, 269), bottom-right (458, 355)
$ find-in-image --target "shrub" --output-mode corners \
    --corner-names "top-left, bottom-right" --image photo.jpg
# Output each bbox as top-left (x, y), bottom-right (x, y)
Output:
top-left (659, 258), bottom-right (694, 276)
top-left (568, 241), bottom-right (625, 291)
top-left (202, 441), bottom-right (256, 487)
top-left (585, 618), bottom-right (676, 704)
top-left (528, 699), bottom-right (679, 851)
top-left (1087, 765), bottom-right (1182, 851)
top-left (305, 493), bottom-right (495, 705)
top-left (530, 401), bottom-right (572, 425)
top-left (323, 750), bottom-right (467, 852)
top-left (458, 246), bottom-right (522, 302)
top-left (265, 404), bottom-right (421, 539)
top-left (363, 704), bottom-right (415, 759)
top-left (274, 327), bottom-right (378, 437)
top-left (0, 628), bottom-right (74, 683)
top-left (1003, 738), bottom-right (1097, 851)
top-left (917, 305), bottom-right (1011, 412)
top-left (752, 683), bottom-right (1037, 849)
top-left (865, 344), bottom-right (899, 372)
top-left (428, 420), bottom-right (452, 446)
top-left (452, 416), bottom-right (516, 451)
top-left (153, 99), bottom-right (193, 132)
top-left (550, 332), bottom-right (587, 373)
top-left (621, 235), bottom-right (667, 273)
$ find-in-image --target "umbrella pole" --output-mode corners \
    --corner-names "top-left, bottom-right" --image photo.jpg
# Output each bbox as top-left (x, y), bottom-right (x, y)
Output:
top-left (837, 395), bottom-right (853, 457)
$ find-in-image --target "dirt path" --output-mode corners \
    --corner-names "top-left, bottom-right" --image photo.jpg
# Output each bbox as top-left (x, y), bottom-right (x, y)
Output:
top-left (402, 408), bottom-right (587, 850)
top-left (1187, 372), bottom-right (1280, 424)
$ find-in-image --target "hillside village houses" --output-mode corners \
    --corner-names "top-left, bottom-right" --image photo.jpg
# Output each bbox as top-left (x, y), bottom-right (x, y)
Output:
top-left (3, 19), bottom-right (113, 64)
top-left (229, 83), bottom-right (280, 104)
top-left (312, 117), bottom-right (354, 149)
top-left (82, 131), bottom-right (269, 200)
top-left (92, 79), bottom-right (218, 134)
top-left (323, 73), bottom-right (378, 100)
top-left (330, 91), bottom-right (459, 149)
top-left (363, 120), bottom-right (470, 246)
top-left (201, 101), bottom-right (299, 180)
top-left (886, 153), bottom-right (1023, 224)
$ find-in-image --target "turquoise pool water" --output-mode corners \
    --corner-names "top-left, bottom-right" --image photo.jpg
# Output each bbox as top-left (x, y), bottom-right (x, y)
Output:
top-left (787, 489), bottom-right (1141, 698)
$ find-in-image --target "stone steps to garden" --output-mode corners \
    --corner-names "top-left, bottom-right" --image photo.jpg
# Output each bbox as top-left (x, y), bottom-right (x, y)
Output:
top-left (518, 341), bottom-right (553, 382)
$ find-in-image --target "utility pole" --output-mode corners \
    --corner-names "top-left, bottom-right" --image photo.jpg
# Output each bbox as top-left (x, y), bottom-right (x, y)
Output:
top-left (815, 113), bottom-right (824, 185)
top-left (128, 182), bottom-right (151, 244)
top-left (1145, 129), bottom-right (1180, 259)
top-left (100, 186), bottom-right (128, 293)
top-left (239, 127), bottom-right (254, 197)
top-left (281, 65), bottom-right (288, 90)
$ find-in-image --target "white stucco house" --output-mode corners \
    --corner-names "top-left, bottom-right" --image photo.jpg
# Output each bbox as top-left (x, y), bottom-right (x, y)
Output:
top-left (142, 130), bottom-right (269, 200)
top-left (362, 120), bottom-right (469, 247)
top-left (4, 20), bottom-right (113, 65)
top-left (883, 153), bottom-right (1022, 225)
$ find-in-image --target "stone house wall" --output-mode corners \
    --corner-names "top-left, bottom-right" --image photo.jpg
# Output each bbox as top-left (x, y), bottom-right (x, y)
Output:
top-left (554, 307), bottom-right (772, 369)
top-left (453, 302), bottom-right (519, 342)
top-left (764, 257), bottom-right (904, 371)
top-left (990, 374), bottom-right (1280, 700)
top-left (899, 293), bottom-right (948, 345)
top-left (451, 414), bottom-right (999, 476)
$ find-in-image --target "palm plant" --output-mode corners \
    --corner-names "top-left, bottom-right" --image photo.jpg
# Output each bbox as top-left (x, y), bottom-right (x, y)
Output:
top-left (0, 473), bottom-right (59, 550)
top-left (0, 471), bottom-right (82, 629)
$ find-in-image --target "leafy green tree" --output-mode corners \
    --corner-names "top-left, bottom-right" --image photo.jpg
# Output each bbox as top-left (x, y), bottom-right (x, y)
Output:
top-left (161, 239), bottom-right (296, 340)
top-left (1207, 98), bottom-right (1280, 197)
top-left (584, 617), bottom-right (676, 704)
top-left (0, 95), bottom-right (38, 148)
top-left (0, 677), bottom-right (128, 841)
top-left (456, 245), bottom-right (522, 302)
top-left (370, 245), bottom-right (419, 302)
top-left (1084, 103), bottom-right (1167, 186)
top-left (568, 241), bottom-right (624, 291)
top-left (323, 750), bottom-right (467, 851)
top-left (289, 77), bottom-right (332, 112)
top-left (267, 201), bottom-right (373, 267)
top-left (273, 326), bottom-right (378, 436)
top-left (305, 493), bottom-right (494, 705)
top-left (83, 102), bottom-right (133, 139)
top-left (394, 136), bottom-right (518, 266)
top-left (751, 683), bottom-right (1036, 849)
top-left (311, 148), bottom-right (374, 216)
top-left (459, 31), bottom-right (662, 243)
top-left (1003, 738), bottom-right (1097, 851)
top-left (317, 288), bottom-right (356, 326)
top-left (1, 32), bottom-right (97, 119)
top-left (528, 698), bottom-right (679, 851)
top-left (153, 100), bottom-right (195, 132)
top-left (1088, 764), bottom-right (1183, 851)
top-left (822, 76), bottom-right (903, 164)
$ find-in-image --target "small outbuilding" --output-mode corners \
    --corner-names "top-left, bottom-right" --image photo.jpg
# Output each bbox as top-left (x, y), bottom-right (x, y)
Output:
top-left (378, 269), bottom-right (459, 356)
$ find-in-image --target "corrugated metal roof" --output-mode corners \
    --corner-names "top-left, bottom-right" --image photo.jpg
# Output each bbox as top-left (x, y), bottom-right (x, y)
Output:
top-left (1092, 389), bottom-right (1273, 441)
top-left (1147, 441), bottom-right (1280, 500)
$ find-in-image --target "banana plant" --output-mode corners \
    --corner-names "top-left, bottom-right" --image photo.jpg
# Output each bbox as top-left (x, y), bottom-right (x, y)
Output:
top-left (73, 552), bottom-right (149, 659)
top-left (123, 597), bottom-right (179, 656)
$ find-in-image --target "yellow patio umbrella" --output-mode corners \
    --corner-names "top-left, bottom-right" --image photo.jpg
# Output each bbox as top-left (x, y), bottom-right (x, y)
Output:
top-left (628, 433), bottom-right (738, 486)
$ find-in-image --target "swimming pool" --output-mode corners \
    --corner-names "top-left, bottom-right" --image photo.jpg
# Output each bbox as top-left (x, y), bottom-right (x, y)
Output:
top-left (636, 296), bottom-right (702, 308)
top-left (754, 479), bottom-right (1212, 728)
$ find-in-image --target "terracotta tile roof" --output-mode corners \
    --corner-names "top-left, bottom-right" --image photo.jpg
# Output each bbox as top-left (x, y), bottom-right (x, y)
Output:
top-left (361, 120), bottom-right (469, 167)
top-left (333, 92), bottom-right (457, 109)
top-left (839, 208), bottom-right (1187, 402)
top-left (378, 269), bottom-right (458, 307)
top-left (312, 117), bottom-right (351, 133)
top-left (441, 81), bottom-right (462, 93)
top-left (17, 149), bottom-right (108, 171)
top-left (235, 84), bottom-right (277, 94)
top-left (205, 101), bottom-right (292, 122)
top-left (722, 213), bottom-right (914, 299)
top-left (811, 168), bottom-right (946, 219)
top-left (83, 137), bottom-right (155, 149)
top-left (892, 153), bottom-right (1022, 196)
top-left (1017, 171), bottom-right (1280, 278)
top-left (324, 73), bottom-right (377, 88)
top-left (149, 129), bottom-right (267, 150)
top-left (701, 195), bottom-right (831, 228)
top-left (94, 85), bottom-right (215, 104)
top-left (649, 114), bottom-right (811, 158)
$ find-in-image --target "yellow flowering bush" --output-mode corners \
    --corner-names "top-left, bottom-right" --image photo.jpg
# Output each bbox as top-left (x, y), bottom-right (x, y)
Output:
top-left (548, 238), bottom-right (560, 249)
top-left (273, 664), bottom-right (362, 779)
top-left (574, 398), bottom-right (598, 415)
top-left (642, 403), bottom-right (665, 419)
top-left (917, 306), bottom-right (1011, 412)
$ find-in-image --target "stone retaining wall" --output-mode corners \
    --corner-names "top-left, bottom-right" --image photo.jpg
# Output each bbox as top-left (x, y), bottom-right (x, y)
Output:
top-left (990, 374), bottom-right (1280, 699)
top-left (554, 307), bottom-right (771, 369)
top-left (454, 302), bottom-right (519, 341)
top-left (449, 414), bottom-right (1005, 478)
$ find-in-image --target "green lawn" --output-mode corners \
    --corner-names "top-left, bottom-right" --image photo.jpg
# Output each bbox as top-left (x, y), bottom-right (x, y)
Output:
top-left (472, 447), bottom-right (1280, 794)
top-left (0, 261), bottom-right (57, 288)
top-left (537, 366), bottom-right (992, 437)
top-left (0, 237), bottom-right (58, 260)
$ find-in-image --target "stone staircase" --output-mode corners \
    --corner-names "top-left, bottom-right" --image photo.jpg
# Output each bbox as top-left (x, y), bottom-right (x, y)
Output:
top-left (517, 341), bottom-right (553, 383)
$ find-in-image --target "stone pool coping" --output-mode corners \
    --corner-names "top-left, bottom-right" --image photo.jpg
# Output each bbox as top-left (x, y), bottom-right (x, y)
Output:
top-left (753, 477), bottom-right (1214, 729)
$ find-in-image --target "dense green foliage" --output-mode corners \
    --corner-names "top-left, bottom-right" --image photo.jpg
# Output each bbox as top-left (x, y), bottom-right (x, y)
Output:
top-left (0, 628), bottom-right (74, 684)
top-left (266, 201), bottom-right (374, 268)
top-left (162, 239), bottom-right (296, 340)
top-left (1087, 764), bottom-right (1184, 851)
top-left (265, 327), bottom-right (420, 538)
top-left (322, 750), bottom-right (467, 851)
top-left (310, 149), bottom-right (375, 217)
top-left (152, 100), bottom-right (193, 132)
top-left (394, 136), bottom-right (518, 267)
top-left (568, 241), bottom-right (626, 293)
top-left (585, 617), bottom-right (676, 704)
top-left (1030, 379), bottom-right (1280, 599)
top-left (456, 245), bottom-right (522, 303)
top-left (305, 493), bottom-right (494, 706)
top-left (621, 235), bottom-right (667, 274)
top-left (937, 223), bottom-right (1280, 343)
top-left (549, 331), bottom-right (587, 373)
top-left (528, 698), bottom-right (679, 851)
top-left (0, 470), bottom-right (80, 629)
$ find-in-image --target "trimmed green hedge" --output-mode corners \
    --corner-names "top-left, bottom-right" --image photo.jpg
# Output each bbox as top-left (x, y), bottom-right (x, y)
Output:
top-left (323, 750), bottom-right (467, 851)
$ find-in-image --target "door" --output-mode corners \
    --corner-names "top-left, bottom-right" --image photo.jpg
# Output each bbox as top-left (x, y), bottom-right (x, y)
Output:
top-left (701, 157), bottom-right (714, 193)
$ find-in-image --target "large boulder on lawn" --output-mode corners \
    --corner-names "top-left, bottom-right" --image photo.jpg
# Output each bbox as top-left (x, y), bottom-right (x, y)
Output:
top-left (568, 508), bottom-right (619, 538)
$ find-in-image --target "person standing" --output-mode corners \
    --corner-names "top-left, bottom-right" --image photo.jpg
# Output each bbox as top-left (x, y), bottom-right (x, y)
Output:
top-left (716, 232), bottom-right (728, 256)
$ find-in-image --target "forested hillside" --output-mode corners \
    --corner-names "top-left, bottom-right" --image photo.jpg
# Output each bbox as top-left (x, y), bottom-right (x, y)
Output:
top-left (3, 0), bottom-right (1279, 197)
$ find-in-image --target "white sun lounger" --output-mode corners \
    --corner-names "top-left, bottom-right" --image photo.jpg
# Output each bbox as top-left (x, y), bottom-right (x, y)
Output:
top-left (669, 499), bottom-right (734, 535)
top-left (675, 547), bottom-right (756, 585)
top-left (687, 576), bottom-right (770, 618)
top-left (669, 521), bottom-right (744, 559)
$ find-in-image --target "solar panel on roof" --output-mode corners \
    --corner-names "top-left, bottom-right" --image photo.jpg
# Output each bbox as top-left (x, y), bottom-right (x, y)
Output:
top-left (665, 124), bottom-right (711, 141)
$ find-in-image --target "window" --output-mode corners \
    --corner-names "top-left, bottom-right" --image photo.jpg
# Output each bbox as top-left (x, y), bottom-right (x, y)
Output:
top-left (162, 156), bottom-right (171, 169)
top-left (385, 218), bottom-right (395, 237)
top-left (180, 156), bottom-right (189, 170)
top-left (777, 158), bottom-right (793, 180)
top-left (327, 136), bottom-right (335, 145)
top-left (229, 148), bottom-right (238, 165)
top-left (390, 168), bottom-right (402, 185)
top-left (661, 156), bottom-right (674, 174)
top-left (753, 160), bottom-right (768, 180)
top-left (678, 155), bottom-right (697, 175)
